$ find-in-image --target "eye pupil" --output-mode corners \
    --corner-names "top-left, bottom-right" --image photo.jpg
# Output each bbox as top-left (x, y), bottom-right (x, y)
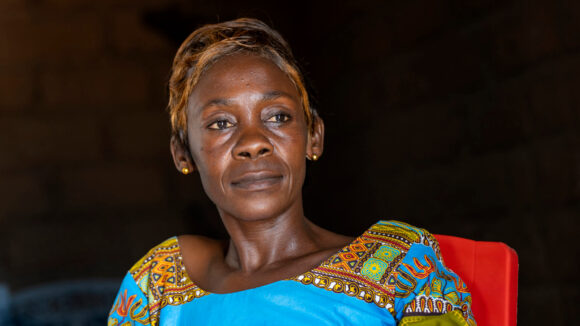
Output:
top-left (208, 120), bottom-right (232, 130)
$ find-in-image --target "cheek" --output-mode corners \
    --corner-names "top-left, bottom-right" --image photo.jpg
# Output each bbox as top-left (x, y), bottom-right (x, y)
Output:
top-left (196, 146), bottom-right (225, 181)
top-left (188, 143), bottom-right (225, 194)
top-left (196, 156), bottom-right (227, 205)
top-left (277, 131), bottom-right (308, 176)
top-left (190, 131), bottom-right (229, 167)
top-left (282, 128), bottom-right (308, 157)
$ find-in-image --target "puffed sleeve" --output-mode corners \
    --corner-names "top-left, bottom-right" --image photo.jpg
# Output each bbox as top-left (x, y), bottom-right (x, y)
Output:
top-left (393, 235), bottom-right (476, 325)
top-left (108, 273), bottom-right (151, 326)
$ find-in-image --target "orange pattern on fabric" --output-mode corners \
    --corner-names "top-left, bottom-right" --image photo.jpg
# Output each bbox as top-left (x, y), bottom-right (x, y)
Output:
top-left (128, 238), bottom-right (208, 326)
top-left (121, 221), bottom-right (475, 325)
top-left (292, 221), bottom-right (427, 315)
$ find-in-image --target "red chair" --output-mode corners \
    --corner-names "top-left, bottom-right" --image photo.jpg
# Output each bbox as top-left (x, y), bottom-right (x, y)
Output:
top-left (434, 234), bottom-right (519, 326)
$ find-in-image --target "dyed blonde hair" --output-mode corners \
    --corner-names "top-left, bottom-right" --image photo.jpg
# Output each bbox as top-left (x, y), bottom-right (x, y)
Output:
top-left (168, 18), bottom-right (316, 144)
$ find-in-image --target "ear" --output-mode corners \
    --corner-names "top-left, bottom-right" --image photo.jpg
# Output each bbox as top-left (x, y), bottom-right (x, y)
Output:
top-left (307, 115), bottom-right (324, 160)
top-left (170, 135), bottom-right (196, 174)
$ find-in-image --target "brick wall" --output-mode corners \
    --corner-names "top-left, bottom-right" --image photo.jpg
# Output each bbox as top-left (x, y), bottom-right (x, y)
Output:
top-left (0, 0), bottom-right (578, 324)
top-left (0, 0), bottom-right (191, 287)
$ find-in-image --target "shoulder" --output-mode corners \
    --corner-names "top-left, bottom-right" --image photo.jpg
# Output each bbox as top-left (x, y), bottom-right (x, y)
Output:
top-left (128, 237), bottom-right (185, 294)
top-left (177, 234), bottom-right (224, 257)
top-left (353, 220), bottom-right (444, 285)
top-left (177, 234), bottom-right (226, 282)
top-left (362, 220), bottom-right (441, 258)
top-left (129, 235), bottom-right (222, 288)
top-left (109, 237), bottom-right (185, 326)
top-left (373, 221), bottom-right (475, 324)
top-left (295, 220), bottom-right (439, 309)
top-left (293, 219), bottom-right (474, 322)
top-left (126, 236), bottom-right (212, 322)
top-left (129, 237), bottom-right (180, 277)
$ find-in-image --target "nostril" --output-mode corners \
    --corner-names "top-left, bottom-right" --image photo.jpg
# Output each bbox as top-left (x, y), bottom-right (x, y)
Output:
top-left (258, 148), bottom-right (270, 156)
top-left (238, 151), bottom-right (251, 158)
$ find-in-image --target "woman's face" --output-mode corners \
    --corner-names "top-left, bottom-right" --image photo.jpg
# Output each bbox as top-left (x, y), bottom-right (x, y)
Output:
top-left (176, 53), bottom-right (322, 222)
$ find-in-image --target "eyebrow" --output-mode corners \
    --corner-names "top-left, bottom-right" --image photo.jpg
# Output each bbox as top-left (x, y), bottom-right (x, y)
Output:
top-left (200, 98), bottom-right (232, 111)
top-left (199, 90), bottom-right (295, 112)
top-left (260, 90), bottom-right (290, 102)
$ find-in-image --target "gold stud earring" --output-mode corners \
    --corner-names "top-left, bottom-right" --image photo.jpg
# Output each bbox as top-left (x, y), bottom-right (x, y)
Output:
top-left (312, 154), bottom-right (318, 161)
top-left (181, 167), bottom-right (190, 175)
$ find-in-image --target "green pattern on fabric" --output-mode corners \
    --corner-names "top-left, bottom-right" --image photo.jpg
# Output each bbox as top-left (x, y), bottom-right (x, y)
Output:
top-left (399, 310), bottom-right (470, 326)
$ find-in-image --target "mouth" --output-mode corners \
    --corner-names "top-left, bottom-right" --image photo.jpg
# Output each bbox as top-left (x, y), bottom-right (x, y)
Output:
top-left (231, 171), bottom-right (283, 191)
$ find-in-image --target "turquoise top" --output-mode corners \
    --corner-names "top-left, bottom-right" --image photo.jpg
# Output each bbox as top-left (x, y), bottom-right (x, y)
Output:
top-left (108, 221), bottom-right (476, 325)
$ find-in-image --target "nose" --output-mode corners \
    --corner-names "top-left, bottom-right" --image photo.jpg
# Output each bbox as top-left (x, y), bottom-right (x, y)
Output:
top-left (232, 127), bottom-right (273, 160)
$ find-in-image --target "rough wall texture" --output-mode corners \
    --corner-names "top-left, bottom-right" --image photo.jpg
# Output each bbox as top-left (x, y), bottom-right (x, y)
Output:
top-left (0, 0), bottom-right (578, 324)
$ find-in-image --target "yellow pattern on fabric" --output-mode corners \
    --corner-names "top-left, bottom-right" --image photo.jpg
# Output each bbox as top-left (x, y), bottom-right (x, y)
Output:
top-left (129, 237), bottom-right (208, 326)
top-left (399, 252), bottom-right (476, 325)
top-left (292, 220), bottom-right (428, 316)
top-left (399, 310), bottom-right (469, 326)
top-left (121, 221), bottom-right (474, 325)
top-left (362, 258), bottom-right (389, 281)
top-left (374, 245), bottom-right (401, 261)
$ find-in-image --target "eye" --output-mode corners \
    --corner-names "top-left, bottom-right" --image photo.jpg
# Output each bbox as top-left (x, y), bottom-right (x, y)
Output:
top-left (207, 120), bottom-right (234, 130)
top-left (266, 113), bottom-right (291, 123)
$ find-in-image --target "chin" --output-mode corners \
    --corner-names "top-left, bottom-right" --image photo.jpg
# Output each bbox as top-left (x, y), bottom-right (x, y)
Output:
top-left (218, 197), bottom-right (296, 223)
top-left (238, 204), bottom-right (287, 222)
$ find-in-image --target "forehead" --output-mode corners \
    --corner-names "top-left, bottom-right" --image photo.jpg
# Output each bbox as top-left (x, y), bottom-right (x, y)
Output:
top-left (188, 54), bottom-right (300, 109)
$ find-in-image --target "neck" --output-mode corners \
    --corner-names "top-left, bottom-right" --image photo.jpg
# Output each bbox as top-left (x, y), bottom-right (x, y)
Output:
top-left (218, 200), bottom-right (321, 273)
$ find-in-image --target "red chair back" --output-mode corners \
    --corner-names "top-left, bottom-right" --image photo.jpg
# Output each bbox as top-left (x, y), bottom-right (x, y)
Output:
top-left (434, 234), bottom-right (518, 326)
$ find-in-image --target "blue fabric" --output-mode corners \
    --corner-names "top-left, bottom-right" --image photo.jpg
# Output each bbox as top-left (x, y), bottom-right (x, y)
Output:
top-left (160, 281), bottom-right (394, 326)
top-left (108, 221), bottom-right (475, 325)
top-left (110, 273), bottom-right (151, 325)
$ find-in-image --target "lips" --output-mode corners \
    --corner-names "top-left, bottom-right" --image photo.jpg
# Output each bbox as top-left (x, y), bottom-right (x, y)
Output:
top-left (230, 171), bottom-right (283, 191)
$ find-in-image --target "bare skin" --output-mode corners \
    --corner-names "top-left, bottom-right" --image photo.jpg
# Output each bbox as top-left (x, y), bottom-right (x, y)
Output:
top-left (171, 53), bottom-right (352, 294)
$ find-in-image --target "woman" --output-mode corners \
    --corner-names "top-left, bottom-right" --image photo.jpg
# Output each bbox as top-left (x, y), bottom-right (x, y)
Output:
top-left (108, 18), bottom-right (476, 326)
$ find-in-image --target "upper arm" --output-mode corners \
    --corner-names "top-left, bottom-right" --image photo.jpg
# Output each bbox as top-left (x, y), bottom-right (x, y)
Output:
top-left (393, 235), bottom-right (476, 325)
top-left (108, 273), bottom-right (151, 325)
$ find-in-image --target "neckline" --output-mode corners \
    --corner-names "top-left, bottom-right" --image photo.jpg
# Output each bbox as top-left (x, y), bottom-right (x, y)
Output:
top-left (174, 232), bottom-right (362, 296)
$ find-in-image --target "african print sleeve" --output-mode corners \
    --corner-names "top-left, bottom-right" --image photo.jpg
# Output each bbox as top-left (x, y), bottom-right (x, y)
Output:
top-left (108, 237), bottom-right (187, 326)
top-left (393, 233), bottom-right (476, 326)
top-left (108, 272), bottom-right (152, 325)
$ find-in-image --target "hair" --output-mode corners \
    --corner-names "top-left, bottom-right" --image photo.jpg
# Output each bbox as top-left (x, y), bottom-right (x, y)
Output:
top-left (168, 18), bottom-right (316, 145)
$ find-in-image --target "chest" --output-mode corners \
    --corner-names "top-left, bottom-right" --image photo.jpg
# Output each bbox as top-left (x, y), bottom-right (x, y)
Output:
top-left (158, 281), bottom-right (396, 326)
top-left (188, 248), bottom-right (342, 294)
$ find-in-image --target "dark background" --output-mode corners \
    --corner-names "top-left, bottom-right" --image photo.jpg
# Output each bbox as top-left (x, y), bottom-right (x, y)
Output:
top-left (1, 0), bottom-right (579, 325)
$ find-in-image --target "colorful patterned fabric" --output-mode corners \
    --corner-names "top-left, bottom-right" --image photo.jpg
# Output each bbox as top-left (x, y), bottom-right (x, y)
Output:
top-left (108, 220), bottom-right (476, 325)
